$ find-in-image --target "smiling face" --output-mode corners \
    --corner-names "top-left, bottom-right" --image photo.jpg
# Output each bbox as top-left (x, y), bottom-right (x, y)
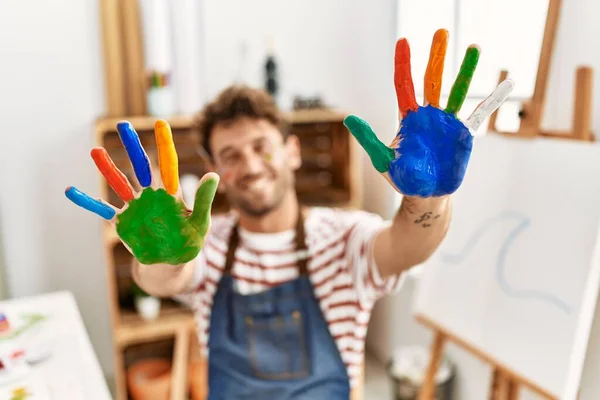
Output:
top-left (210, 117), bottom-right (301, 217)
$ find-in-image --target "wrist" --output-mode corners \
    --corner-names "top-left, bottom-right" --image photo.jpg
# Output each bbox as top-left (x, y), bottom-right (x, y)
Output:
top-left (132, 260), bottom-right (193, 297)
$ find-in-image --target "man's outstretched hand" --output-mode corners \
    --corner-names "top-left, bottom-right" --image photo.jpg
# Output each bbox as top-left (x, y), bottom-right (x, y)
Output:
top-left (65, 120), bottom-right (219, 265)
top-left (345, 28), bottom-right (513, 197)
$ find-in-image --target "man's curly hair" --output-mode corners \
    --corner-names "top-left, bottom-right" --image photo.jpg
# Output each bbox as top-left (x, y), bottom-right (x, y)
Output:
top-left (194, 85), bottom-right (289, 158)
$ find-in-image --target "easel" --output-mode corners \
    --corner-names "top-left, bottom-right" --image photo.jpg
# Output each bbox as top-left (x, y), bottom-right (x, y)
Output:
top-left (487, 0), bottom-right (593, 142)
top-left (415, 315), bottom-right (557, 400)
top-left (416, 0), bottom-right (594, 399)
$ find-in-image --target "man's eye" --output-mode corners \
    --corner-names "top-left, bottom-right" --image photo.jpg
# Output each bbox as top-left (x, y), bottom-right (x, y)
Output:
top-left (223, 154), bottom-right (239, 164)
top-left (254, 143), bottom-right (265, 153)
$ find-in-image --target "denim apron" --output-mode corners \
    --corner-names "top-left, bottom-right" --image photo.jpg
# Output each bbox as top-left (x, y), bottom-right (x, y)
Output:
top-left (207, 210), bottom-right (350, 399)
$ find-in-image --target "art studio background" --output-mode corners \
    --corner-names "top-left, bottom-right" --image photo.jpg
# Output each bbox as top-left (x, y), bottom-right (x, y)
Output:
top-left (2, 0), bottom-right (600, 399)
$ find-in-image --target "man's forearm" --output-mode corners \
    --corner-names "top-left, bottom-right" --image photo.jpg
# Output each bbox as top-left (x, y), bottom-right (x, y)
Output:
top-left (131, 260), bottom-right (196, 297)
top-left (394, 194), bottom-right (452, 258)
top-left (375, 195), bottom-right (452, 277)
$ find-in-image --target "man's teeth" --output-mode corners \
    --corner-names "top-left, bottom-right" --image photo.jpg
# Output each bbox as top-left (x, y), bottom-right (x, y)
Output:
top-left (246, 178), bottom-right (268, 190)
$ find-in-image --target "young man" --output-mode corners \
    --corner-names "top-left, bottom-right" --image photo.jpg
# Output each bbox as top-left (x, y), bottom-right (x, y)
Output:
top-left (132, 85), bottom-right (452, 400)
top-left (67, 31), bottom-right (510, 399)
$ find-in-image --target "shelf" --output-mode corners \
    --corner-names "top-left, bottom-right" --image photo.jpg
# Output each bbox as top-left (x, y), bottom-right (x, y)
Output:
top-left (96, 114), bottom-right (195, 137)
top-left (284, 109), bottom-right (347, 124)
top-left (95, 109), bottom-right (348, 137)
top-left (116, 304), bottom-right (194, 348)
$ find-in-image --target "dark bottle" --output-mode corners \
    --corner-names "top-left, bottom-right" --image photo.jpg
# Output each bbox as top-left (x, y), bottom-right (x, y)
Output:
top-left (264, 36), bottom-right (278, 101)
top-left (265, 53), bottom-right (278, 99)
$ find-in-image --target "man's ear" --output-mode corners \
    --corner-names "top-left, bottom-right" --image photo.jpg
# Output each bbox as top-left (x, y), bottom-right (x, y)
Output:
top-left (285, 135), bottom-right (302, 170)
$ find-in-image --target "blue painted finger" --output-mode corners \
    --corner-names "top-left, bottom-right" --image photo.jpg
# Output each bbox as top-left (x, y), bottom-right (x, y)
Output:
top-left (117, 121), bottom-right (152, 187)
top-left (65, 186), bottom-right (116, 220)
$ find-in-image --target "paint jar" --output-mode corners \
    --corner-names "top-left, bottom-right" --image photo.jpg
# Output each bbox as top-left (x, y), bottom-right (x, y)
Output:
top-left (147, 86), bottom-right (175, 118)
top-left (388, 345), bottom-right (455, 400)
top-left (135, 296), bottom-right (161, 321)
top-left (0, 313), bottom-right (10, 333)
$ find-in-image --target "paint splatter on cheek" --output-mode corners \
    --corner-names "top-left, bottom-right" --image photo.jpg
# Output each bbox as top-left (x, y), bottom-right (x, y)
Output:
top-left (264, 148), bottom-right (289, 167)
top-left (389, 105), bottom-right (473, 197)
top-left (263, 153), bottom-right (273, 162)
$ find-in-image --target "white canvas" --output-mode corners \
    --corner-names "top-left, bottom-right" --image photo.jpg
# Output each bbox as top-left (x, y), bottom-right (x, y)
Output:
top-left (413, 133), bottom-right (600, 400)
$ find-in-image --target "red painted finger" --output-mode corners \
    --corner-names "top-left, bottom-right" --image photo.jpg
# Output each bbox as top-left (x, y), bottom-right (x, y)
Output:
top-left (394, 38), bottom-right (419, 117)
top-left (91, 147), bottom-right (135, 202)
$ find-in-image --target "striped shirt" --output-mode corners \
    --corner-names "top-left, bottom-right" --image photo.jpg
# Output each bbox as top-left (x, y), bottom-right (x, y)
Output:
top-left (176, 207), bottom-right (405, 387)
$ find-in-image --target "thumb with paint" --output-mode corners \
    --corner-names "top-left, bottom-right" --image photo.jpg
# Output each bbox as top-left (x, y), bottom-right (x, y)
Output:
top-left (345, 29), bottom-right (513, 197)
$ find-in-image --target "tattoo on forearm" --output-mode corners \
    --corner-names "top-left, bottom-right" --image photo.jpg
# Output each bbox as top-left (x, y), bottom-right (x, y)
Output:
top-left (414, 211), bottom-right (441, 227)
top-left (414, 212), bottom-right (432, 223)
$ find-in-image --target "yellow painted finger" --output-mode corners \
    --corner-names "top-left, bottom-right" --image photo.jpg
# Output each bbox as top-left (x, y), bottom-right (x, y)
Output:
top-left (424, 29), bottom-right (449, 107)
top-left (154, 120), bottom-right (179, 195)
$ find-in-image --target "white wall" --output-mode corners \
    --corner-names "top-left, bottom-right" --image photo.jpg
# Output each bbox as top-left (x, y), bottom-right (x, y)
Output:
top-left (0, 0), bottom-right (113, 375)
top-left (0, 215), bottom-right (9, 300)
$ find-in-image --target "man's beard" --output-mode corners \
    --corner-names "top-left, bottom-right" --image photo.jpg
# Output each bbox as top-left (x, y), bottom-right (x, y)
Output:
top-left (226, 171), bottom-right (293, 217)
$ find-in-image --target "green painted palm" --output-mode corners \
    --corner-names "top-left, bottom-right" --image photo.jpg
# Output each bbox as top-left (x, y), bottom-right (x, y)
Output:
top-left (65, 120), bottom-right (219, 265)
top-left (115, 183), bottom-right (217, 265)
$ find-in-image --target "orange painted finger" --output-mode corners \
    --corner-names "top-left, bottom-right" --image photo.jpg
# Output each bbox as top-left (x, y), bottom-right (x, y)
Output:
top-left (91, 148), bottom-right (135, 202)
top-left (394, 38), bottom-right (419, 118)
top-left (424, 29), bottom-right (449, 107)
top-left (155, 119), bottom-right (179, 195)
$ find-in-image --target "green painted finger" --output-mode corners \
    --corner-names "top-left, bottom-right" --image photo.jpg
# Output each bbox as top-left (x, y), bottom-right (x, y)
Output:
top-left (445, 45), bottom-right (480, 115)
top-left (189, 173), bottom-right (220, 236)
top-left (344, 115), bottom-right (395, 173)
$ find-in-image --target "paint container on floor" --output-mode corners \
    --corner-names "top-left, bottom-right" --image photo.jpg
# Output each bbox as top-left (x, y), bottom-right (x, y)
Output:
top-left (388, 345), bottom-right (455, 400)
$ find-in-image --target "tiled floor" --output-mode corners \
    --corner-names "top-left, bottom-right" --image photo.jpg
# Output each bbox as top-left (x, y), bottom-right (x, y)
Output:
top-left (364, 351), bottom-right (394, 399)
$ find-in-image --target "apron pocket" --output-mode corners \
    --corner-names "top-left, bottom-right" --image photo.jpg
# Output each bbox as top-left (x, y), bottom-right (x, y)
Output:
top-left (246, 310), bottom-right (309, 380)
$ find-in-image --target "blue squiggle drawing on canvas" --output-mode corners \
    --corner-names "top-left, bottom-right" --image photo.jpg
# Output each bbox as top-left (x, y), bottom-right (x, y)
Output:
top-left (441, 211), bottom-right (571, 314)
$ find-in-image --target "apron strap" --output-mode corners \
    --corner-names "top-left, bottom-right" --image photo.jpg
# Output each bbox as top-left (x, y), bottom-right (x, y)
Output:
top-left (294, 208), bottom-right (309, 276)
top-left (223, 207), bottom-right (309, 276)
top-left (223, 220), bottom-right (240, 275)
